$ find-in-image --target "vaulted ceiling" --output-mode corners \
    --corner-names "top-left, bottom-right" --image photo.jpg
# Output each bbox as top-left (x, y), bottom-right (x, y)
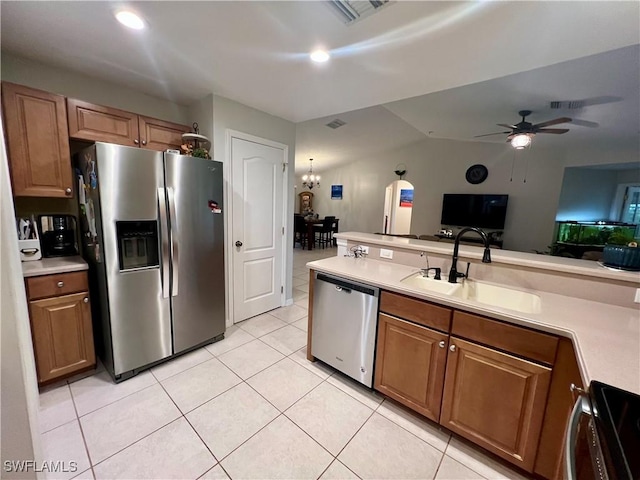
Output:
top-left (1, 1), bottom-right (638, 173)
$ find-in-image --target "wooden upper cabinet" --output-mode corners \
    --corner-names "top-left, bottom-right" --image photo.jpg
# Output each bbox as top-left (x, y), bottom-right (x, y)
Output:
top-left (138, 115), bottom-right (190, 151)
top-left (440, 336), bottom-right (552, 472)
top-left (67, 98), bottom-right (190, 151)
top-left (29, 291), bottom-right (95, 384)
top-left (374, 313), bottom-right (448, 422)
top-left (2, 82), bottom-right (73, 197)
top-left (67, 98), bottom-right (139, 147)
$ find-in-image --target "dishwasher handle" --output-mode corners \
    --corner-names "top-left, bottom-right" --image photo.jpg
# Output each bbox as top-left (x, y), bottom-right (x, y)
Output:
top-left (316, 272), bottom-right (378, 297)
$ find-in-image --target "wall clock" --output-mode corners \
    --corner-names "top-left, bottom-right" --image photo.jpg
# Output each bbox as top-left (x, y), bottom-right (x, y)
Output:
top-left (465, 164), bottom-right (488, 184)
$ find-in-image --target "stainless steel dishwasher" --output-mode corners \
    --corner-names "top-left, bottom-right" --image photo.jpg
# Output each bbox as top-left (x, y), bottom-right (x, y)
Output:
top-left (311, 272), bottom-right (379, 388)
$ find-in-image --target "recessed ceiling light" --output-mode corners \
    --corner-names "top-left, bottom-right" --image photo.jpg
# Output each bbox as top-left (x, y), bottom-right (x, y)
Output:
top-left (310, 50), bottom-right (330, 63)
top-left (115, 10), bottom-right (145, 30)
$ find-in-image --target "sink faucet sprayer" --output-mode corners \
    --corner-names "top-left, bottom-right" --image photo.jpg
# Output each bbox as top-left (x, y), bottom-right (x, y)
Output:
top-left (448, 227), bottom-right (492, 284)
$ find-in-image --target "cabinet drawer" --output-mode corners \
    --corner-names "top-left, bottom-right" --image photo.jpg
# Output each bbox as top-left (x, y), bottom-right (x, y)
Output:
top-left (452, 311), bottom-right (558, 365)
top-left (380, 291), bottom-right (451, 332)
top-left (26, 271), bottom-right (88, 300)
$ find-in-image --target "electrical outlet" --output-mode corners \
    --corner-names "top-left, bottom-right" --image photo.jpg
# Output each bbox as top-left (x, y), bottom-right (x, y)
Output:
top-left (635, 288), bottom-right (640, 304)
top-left (359, 245), bottom-right (369, 254)
top-left (380, 248), bottom-right (393, 259)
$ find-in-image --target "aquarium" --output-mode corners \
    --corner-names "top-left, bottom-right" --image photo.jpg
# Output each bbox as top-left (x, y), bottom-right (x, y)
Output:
top-left (555, 221), bottom-right (637, 246)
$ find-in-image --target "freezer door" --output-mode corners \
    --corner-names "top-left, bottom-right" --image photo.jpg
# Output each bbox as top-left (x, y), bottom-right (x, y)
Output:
top-left (94, 143), bottom-right (172, 375)
top-left (165, 154), bottom-right (225, 353)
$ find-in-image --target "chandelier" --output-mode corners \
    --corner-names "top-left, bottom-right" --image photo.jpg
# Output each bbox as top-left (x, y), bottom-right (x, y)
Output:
top-left (302, 158), bottom-right (320, 189)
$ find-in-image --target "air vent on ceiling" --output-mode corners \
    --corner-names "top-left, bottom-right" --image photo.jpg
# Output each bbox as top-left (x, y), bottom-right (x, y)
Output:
top-left (550, 100), bottom-right (585, 110)
top-left (328, 0), bottom-right (391, 25)
top-left (326, 119), bottom-right (347, 129)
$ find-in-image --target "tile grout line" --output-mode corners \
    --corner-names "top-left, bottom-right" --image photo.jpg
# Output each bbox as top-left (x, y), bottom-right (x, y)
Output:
top-left (69, 371), bottom-right (159, 418)
top-left (213, 367), bottom-right (335, 469)
top-left (148, 349), bottom-right (216, 383)
top-left (67, 383), bottom-right (96, 479)
top-left (154, 379), bottom-right (225, 479)
top-left (375, 399), bottom-right (453, 454)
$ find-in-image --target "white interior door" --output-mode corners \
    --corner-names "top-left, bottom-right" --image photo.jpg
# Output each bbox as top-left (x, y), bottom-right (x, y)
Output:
top-left (231, 136), bottom-right (285, 322)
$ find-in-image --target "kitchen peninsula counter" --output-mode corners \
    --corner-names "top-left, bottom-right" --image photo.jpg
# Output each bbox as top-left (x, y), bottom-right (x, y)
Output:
top-left (335, 232), bottom-right (640, 285)
top-left (306, 254), bottom-right (640, 395)
top-left (22, 256), bottom-right (88, 278)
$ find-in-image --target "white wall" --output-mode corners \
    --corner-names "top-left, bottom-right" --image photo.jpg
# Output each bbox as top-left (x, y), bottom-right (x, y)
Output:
top-left (186, 94), bottom-right (214, 142)
top-left (1, 53), bottom-right (191, 124)
top-left (1, 122), bottom-right (41, 479)
top-left (212, 95), bottom-right (297, 312)
top-left (300, 137), bottom-right (566, 253)
top-left (556, 167), bottom-right (639, 221)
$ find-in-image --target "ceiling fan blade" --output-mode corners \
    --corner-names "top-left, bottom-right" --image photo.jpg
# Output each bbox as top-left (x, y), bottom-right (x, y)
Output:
top-left (497, 123), bottom-right (517, 129)
top-left (537, 128), bottom-right (570, 134)
top-left (533, 117), bottom-right (572, 128)
top-left (571, 118), bottom-right (599, 128)
top-left (474, 131), bottom-right (511, 138)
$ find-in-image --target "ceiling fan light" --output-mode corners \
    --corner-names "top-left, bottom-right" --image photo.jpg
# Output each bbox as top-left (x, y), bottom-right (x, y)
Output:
top-left (115, 10), bottom-right (145, 30)
top-left (511, 133), bottom-right (532, 149)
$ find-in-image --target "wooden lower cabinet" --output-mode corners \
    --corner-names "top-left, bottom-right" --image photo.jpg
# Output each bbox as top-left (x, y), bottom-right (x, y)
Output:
top-left (374, 313), bottom-right (448, 422)
top-left (440, 336), bottom-right (552, 472)
top-left (533, 338), bottom-right (583, 479)
top-left (29, 291), bottom-right (95, 384)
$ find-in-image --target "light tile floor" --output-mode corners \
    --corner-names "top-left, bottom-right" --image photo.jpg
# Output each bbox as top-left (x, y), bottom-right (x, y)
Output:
top-left (37, 246), bottom-right (532, 480)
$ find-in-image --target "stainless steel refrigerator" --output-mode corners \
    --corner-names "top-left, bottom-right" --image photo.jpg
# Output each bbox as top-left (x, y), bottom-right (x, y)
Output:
top-left (77, 143), bottom-right (225, 382)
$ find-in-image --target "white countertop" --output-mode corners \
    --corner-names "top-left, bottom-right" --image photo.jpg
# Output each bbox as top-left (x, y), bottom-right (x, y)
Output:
top-left (22, 256), bottom-right (88, 278)
top-left (307, 255), bottom-right (640, 395)
top-left (335, 232), bottom-right (640, 284)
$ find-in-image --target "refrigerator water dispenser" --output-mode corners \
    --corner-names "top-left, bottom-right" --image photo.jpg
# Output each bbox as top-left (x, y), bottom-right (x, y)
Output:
top-left (116, 221), bottom-right (159, 271)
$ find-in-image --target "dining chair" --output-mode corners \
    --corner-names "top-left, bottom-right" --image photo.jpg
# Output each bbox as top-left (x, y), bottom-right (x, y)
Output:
top-left (314, 216), bottom-right (335, 248)
top-left (294, 214), bottom-right (307, 248)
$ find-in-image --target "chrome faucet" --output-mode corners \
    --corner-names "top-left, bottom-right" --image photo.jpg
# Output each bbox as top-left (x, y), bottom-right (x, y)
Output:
top-left (448, 227), bottom-right (492, 283)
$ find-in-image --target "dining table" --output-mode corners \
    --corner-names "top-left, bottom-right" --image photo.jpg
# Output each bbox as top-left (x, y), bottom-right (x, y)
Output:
top-left (302, 217), bottom-right (339, 250)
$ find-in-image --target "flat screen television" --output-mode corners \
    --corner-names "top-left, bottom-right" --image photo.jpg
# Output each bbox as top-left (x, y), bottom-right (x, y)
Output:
top-left (441, 194), bottom-right (509, 229)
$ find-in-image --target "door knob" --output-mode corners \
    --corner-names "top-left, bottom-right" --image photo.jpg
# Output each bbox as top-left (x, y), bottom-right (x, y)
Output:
top-left (142, 140), bottom-right (147, 146)
top-left (134, 139), bottom-right (139, 145)
top-left (83, 297), bottom-right (89, 303)
top-left (57, 281), bottom-right (64, 287)
top-left (65, 187), bottom-right (72, 195)
top-left (438, 341), bottom-right (446, 348)
top-left (449, 344), bottom-right (456, 352)
top-left (235, 241), bottom-right (243, 247)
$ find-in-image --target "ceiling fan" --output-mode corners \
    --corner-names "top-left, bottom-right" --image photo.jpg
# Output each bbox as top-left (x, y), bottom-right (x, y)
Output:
top-left (475, 110), bottom-right (572, 149)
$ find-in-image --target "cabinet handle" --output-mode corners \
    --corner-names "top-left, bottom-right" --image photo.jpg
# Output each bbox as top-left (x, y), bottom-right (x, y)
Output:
top-left (142, 140), bottom-right (147, 146)
top-left (57, 281), bottom-right (64, 287)
top-left (65, 187), bottom-right (72, 195)
top-left (83, 297), bottom-right (89, 303)
top-left (449, 344), bottom-right (456, 352)
top-left (438, 341), bottom-right (446, 348)
top-left (134, 139), bottom-right (139, 145)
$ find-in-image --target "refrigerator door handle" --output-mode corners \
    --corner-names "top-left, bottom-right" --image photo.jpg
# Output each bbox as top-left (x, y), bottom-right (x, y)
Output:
top-left (167, 187), bottom-right (179, 296)
top-left (158, 188), bottom-right (170, 298)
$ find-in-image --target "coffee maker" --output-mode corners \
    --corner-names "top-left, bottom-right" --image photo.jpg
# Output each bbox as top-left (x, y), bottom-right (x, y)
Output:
top-left (39, 215), bottom-right (78, 257)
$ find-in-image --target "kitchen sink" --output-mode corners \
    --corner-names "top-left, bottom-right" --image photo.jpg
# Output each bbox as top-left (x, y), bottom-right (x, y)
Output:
top-left (400, 273), bottom-right (541, 314)
top-left (400, 273), bottom-right (462, 295)
top-left (451, 280), bottom-right (542, 314)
